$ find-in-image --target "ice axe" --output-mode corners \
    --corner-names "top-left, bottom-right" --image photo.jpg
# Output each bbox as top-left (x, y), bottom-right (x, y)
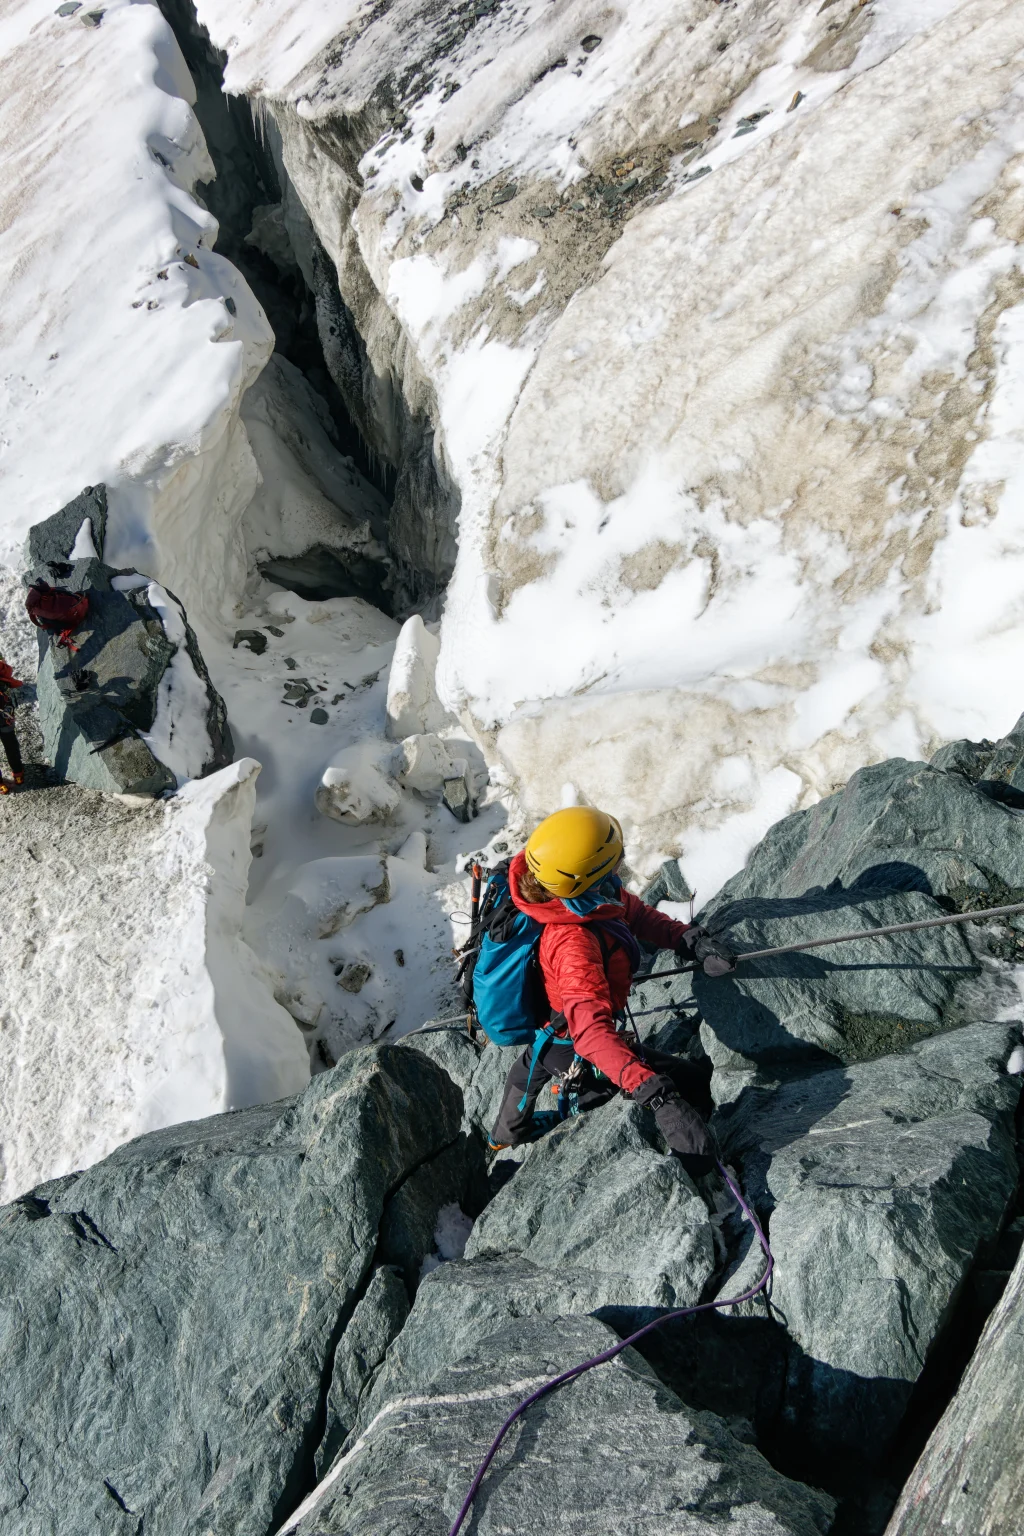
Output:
top-left (645, 899), bottom-right (1024, 983)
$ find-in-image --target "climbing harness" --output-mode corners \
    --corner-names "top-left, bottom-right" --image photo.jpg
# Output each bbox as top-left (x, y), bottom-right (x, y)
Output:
top-left (445, 1160), bottom-right (774, 1536)
top-left (647, 898), bottom-right (1024, 985)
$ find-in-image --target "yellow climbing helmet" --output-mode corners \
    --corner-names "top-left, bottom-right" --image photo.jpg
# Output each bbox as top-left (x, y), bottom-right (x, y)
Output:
top-left (524, 807), bottom-right (624, 899)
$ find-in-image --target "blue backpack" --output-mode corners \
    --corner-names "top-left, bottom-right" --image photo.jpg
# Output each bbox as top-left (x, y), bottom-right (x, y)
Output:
top-left (458, 861), bottom-right (642, 1050)
top-left (458, 861), bottom-right (545, 1046)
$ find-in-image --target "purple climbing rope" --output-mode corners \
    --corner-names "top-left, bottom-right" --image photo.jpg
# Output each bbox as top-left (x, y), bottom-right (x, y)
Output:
top-left (446, 1161), bottom-right (774, 1536)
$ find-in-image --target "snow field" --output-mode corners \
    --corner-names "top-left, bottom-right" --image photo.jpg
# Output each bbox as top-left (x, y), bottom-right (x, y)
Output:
top-left (206, 586), bottom-right (505, 1067)
top-left (0, 0), bottom-right (272, 625)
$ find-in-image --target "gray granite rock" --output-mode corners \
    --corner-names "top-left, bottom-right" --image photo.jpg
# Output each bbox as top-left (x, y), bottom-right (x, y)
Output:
top-left (360, 1255), bottom-right (644, 1426)
top-left (32, 559), bottom-right (231, 795)
top-left (715, 1021), bottom-right (1021, 1459)
top-left (377, 1132), bottom-right (488, 1285)
top-left (931, 708), bottom-right (1024, 809)
top-left (289, 1315), bottom-right (836, 1536)
top-left (466, 1095), bottom-right (716, 1309)
top-left (0, 1045), bottom-right (473, 1536)
top-left (399, 1025), bottom-right (521, 1139)
top-left (884, 1213), bottom-right (1024, 1535)
top-left (314, 1265), bottom-right (409, 1479)
top-left (641, 754), bottom-right (1024, 1070)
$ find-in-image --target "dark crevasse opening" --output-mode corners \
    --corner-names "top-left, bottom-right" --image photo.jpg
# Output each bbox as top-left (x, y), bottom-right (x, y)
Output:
top-left (156, 0), bottom-right (409, 612)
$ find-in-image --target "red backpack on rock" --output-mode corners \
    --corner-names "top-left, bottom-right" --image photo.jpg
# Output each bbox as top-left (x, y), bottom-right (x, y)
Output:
top-left (26, 581), bottom-right (89, 651)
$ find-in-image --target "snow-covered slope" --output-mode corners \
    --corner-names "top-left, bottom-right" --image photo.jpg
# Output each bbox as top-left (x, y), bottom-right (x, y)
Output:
top-left (0, 760), bottom-right (308, 1203)
top-left (196, 0), bottom-right (1024, 891)
top-left (0, 0), bottom-right (273, 624)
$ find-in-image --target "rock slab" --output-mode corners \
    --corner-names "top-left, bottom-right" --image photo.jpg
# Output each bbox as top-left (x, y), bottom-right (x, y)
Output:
top-left (399, 1025), bottom-right (521, 1140)
top-left (314, 1264), bottom-right (409, 1479)
top-left (717, 1021), bottom-right (1021, 1458)
top-left (466, 1095), bottom-right (716, 1309)
top-left (287, 1315), bottom-right (836, 1536)
top-left (642, 751), bottom-right (1024, 1070)
top-left (884, 1217), bottom-right (1024, 1535)
top-left (0, 1045), bottom-right (471, 1536)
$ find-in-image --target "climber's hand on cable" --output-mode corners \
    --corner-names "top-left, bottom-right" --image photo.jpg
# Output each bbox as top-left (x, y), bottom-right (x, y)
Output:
top-left (633, 1074), bottom-right (716, 1178)
top-left (678, 926), bottom-right (737, 977)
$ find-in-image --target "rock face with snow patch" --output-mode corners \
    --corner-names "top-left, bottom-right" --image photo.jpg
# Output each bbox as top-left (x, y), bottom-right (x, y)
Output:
top-left (287, 1314), bottom-right (836, 1536)
top-left (0, 1045), bottom-right (474, 1536)
top-left (25, 482), bottom-right (107, 568)
top-left (27, 493), bottom-right (232, 795)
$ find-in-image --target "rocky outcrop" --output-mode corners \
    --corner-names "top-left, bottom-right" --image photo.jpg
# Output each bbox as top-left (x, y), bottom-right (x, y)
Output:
top-left (467, 1097), bottom-right (716, 1309)
top-left (286, 1315), bottom-right (836, 1536)
top-left (0, 1045), bottom-right (475, 1536)
top-left (884, 1223), bottom-right (1024, 1536)
top-left (27, 488), bottom-right (233, 795)
top-left (716, 1021), bottom-right (1021, 1461)
top-left (639, 744), bottom-right (1024, 1074)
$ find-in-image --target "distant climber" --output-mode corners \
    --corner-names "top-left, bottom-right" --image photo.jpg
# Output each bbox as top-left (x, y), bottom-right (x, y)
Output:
top-left (0, 657), bottom-right (26, 792)
top-left (482, 807), bottom-right (735, 1170)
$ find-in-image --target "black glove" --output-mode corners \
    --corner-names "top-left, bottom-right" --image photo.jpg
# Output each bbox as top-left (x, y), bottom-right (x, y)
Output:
top-left (633, 1073), bottom-right (716, 1178)
top-left (678, 925), bottom-right (736, 977)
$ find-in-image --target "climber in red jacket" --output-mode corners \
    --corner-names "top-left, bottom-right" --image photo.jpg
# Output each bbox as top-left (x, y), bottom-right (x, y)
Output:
top-left (0, 657), bottom-right (25, 793)
top-left (488, 807), bottom-right (735, 1173)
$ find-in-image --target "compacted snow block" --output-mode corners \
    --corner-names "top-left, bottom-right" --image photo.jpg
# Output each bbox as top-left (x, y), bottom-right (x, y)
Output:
top-left (287, 1315), bottom-right (836, 1536)
top-left (384, 613), bottom-right (445, 739)
top-left (885, 1226), bottom-right (1024, 1536)
top-left (0, 761), bottom-right (309, 1204)
top-left (27, 490), bottom-right (232, 795)
top-left (0, 1045), bottom-right (474, 1536)
top-left (716, 1021), bottom-right (1021, 1461)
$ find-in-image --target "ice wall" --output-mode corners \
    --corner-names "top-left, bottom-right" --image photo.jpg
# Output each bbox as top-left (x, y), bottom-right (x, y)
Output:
top-left (194, 0), bottom-right (1024, 889)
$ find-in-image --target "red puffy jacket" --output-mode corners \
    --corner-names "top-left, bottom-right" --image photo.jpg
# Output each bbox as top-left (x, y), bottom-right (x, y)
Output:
top-left (507, 850), bottom-right (691, 1095)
